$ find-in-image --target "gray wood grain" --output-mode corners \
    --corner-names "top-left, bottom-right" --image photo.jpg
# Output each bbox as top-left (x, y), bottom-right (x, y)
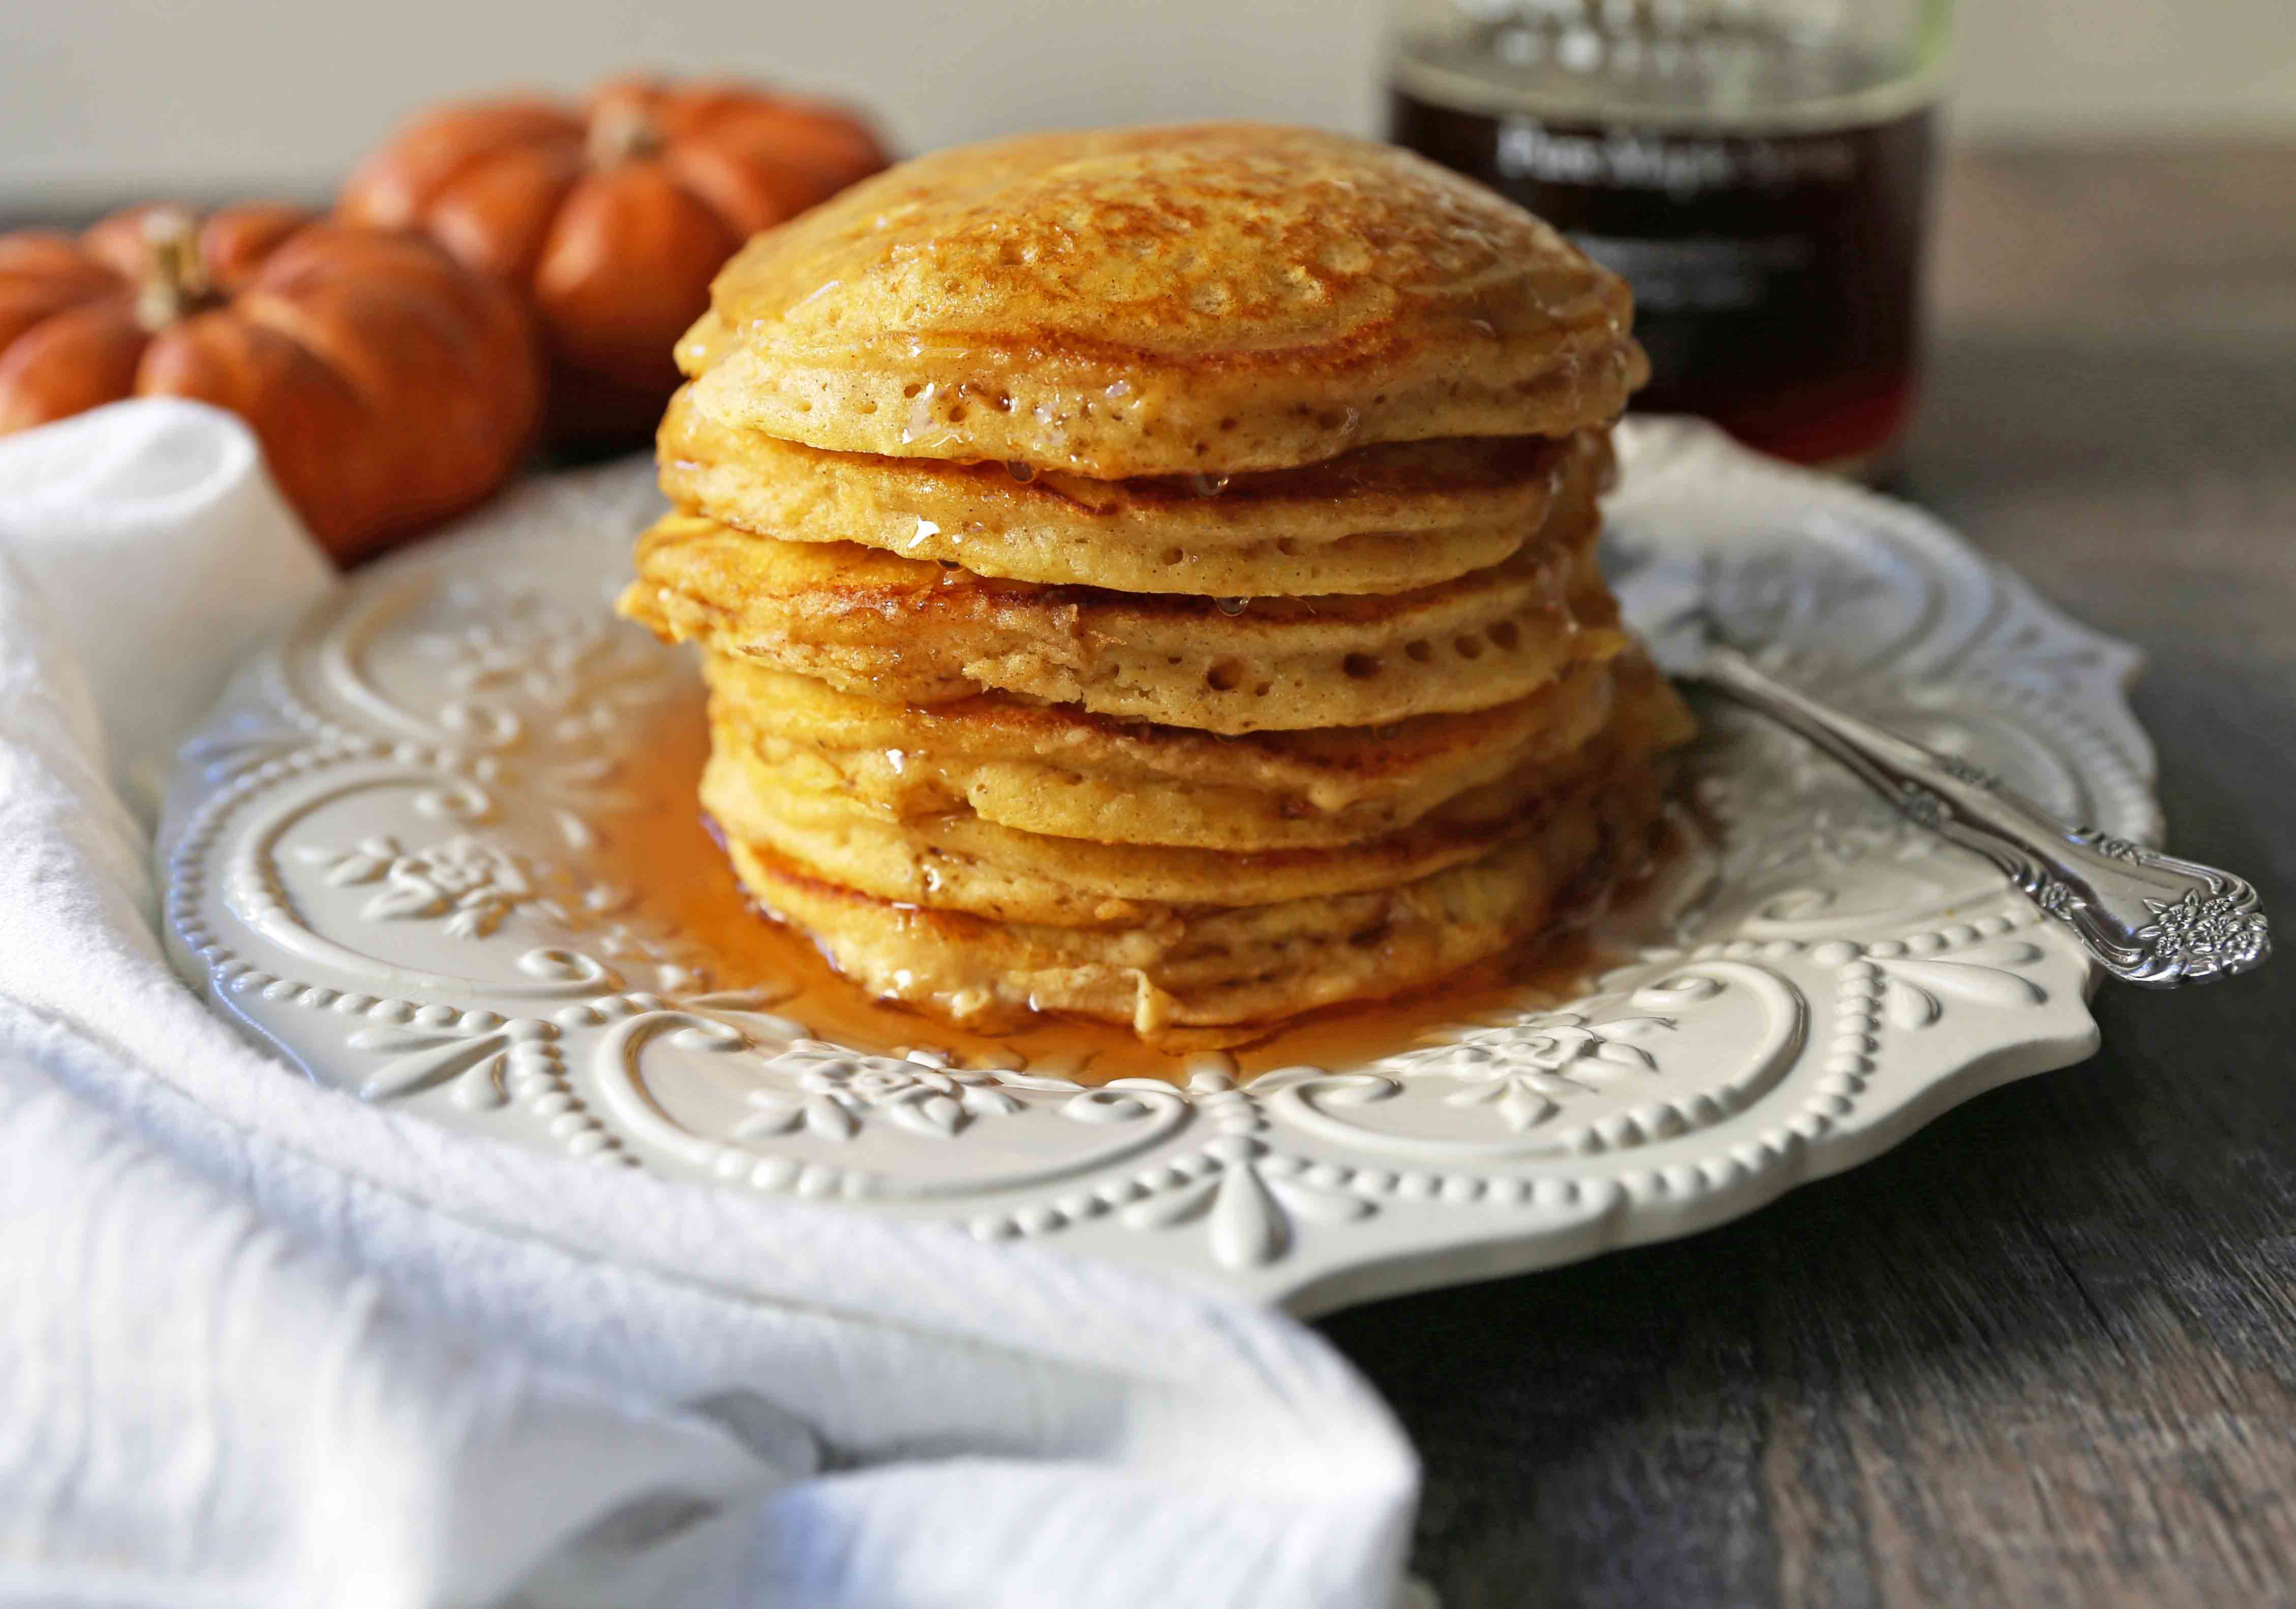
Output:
top-left (1324, 144), bottom-right (2296, 1609)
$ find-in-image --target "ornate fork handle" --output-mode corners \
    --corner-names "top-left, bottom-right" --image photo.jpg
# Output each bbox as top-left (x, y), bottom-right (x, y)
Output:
top-left (1692, 646), bottom-right (2271, 987)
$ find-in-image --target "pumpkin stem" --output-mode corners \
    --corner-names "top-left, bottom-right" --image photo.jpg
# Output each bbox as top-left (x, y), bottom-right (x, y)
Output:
top-left (134, 207), bottom-right (217, 331)
top-left (587, 101), bottom-right (666, 167)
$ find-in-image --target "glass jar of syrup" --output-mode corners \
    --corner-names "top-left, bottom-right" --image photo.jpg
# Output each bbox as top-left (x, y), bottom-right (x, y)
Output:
top-left (1389, 0), bottom-right (1955, 476)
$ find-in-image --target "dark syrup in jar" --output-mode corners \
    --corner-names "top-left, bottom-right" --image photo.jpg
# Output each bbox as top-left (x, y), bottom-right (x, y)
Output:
top-left (1391, 16), bottom-right (1939, 473)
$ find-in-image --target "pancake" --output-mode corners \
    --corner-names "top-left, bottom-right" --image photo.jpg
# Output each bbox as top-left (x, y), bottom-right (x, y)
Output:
top-left (706, 748), bottom-right (1569, 924)
top-left (699, 664), bottom-right (1687, 925)
top-left (675, 124), bottom-right (1644, 477)
top-left (699, 709), bottom-right (1648, 925)
top-left (661, 384), bottom-right (1607, 596)
top-left (621, 489), bottom-right (1626, 735)
top-left (721, 757), bottom-right (1666, 1047)
top-left (700, 652), bottom-right (1635, 851)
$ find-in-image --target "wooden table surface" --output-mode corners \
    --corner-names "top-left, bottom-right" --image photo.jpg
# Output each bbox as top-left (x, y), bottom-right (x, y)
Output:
top-left (1322, 144), bottom-right (2296, 1608)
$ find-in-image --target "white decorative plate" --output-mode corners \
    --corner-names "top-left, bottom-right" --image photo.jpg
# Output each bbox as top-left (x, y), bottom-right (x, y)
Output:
top-left (157, 421), bottom-right (2157, 1315)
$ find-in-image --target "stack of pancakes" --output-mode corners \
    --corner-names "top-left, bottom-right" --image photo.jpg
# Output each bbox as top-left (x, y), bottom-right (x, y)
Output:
top-left (620, 124), bottom-right (1691, 1047)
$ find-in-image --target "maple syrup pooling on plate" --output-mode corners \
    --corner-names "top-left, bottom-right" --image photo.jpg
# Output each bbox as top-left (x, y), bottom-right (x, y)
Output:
top-left (603, 680), bottom-right (1624, 1086)
top-left (1389, 0), bottom-right (1949, 473)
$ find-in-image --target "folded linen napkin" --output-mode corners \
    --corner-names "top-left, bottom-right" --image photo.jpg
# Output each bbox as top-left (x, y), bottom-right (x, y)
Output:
top-left (0, 401), bottom-right (1418, 1608)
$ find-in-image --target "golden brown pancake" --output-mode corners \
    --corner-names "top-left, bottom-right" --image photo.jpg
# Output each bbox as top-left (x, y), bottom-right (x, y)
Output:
top-left (706, 748), bottom-right (1570, 925)
top-left (676, 124), bottom-right (1644, 477)
top-left (699, 653), bottom-right (1632, 851)
top-left (661, 385), bottom-right (1608, 596)
top-left (698, 663), bottom-right (1688, 928)
top-left (621, 488), bottom-right (1626, 735)
top-left (702, 720), bottom-right (1615, 926)
top-left (721, 757), bottom-right (1666, 1048)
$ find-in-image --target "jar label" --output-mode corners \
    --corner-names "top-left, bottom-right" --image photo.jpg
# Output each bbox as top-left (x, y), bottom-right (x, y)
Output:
top-left (1393, 88), bottom-right (1936, 468)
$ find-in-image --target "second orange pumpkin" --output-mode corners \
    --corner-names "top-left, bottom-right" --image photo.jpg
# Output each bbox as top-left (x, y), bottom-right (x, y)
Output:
top-left (340, 76), bottom-right (889, 448)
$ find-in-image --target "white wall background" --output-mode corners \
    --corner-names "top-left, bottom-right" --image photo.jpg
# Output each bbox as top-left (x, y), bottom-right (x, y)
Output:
top-left (3, 0), bottom-right (2292, 207)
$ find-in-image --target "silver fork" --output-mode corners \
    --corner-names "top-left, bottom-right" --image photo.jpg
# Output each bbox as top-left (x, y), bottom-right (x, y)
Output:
top-left (1614, 563), bottom-right (2271, 987)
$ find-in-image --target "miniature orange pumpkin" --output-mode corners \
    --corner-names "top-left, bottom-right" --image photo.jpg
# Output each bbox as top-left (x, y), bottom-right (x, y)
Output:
top-left (0, 203), bottom-right (540, 563)
top-left (340, 76), bottom-right (889, 446)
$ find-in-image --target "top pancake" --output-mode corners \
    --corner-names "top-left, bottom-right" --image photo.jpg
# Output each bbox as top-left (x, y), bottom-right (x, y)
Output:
top-left (676, 123), bottom-right (1645, 477)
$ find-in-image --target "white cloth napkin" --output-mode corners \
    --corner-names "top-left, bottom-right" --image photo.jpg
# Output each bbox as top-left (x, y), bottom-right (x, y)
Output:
top-left (0, 401), bottom-right (1418, 1608)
